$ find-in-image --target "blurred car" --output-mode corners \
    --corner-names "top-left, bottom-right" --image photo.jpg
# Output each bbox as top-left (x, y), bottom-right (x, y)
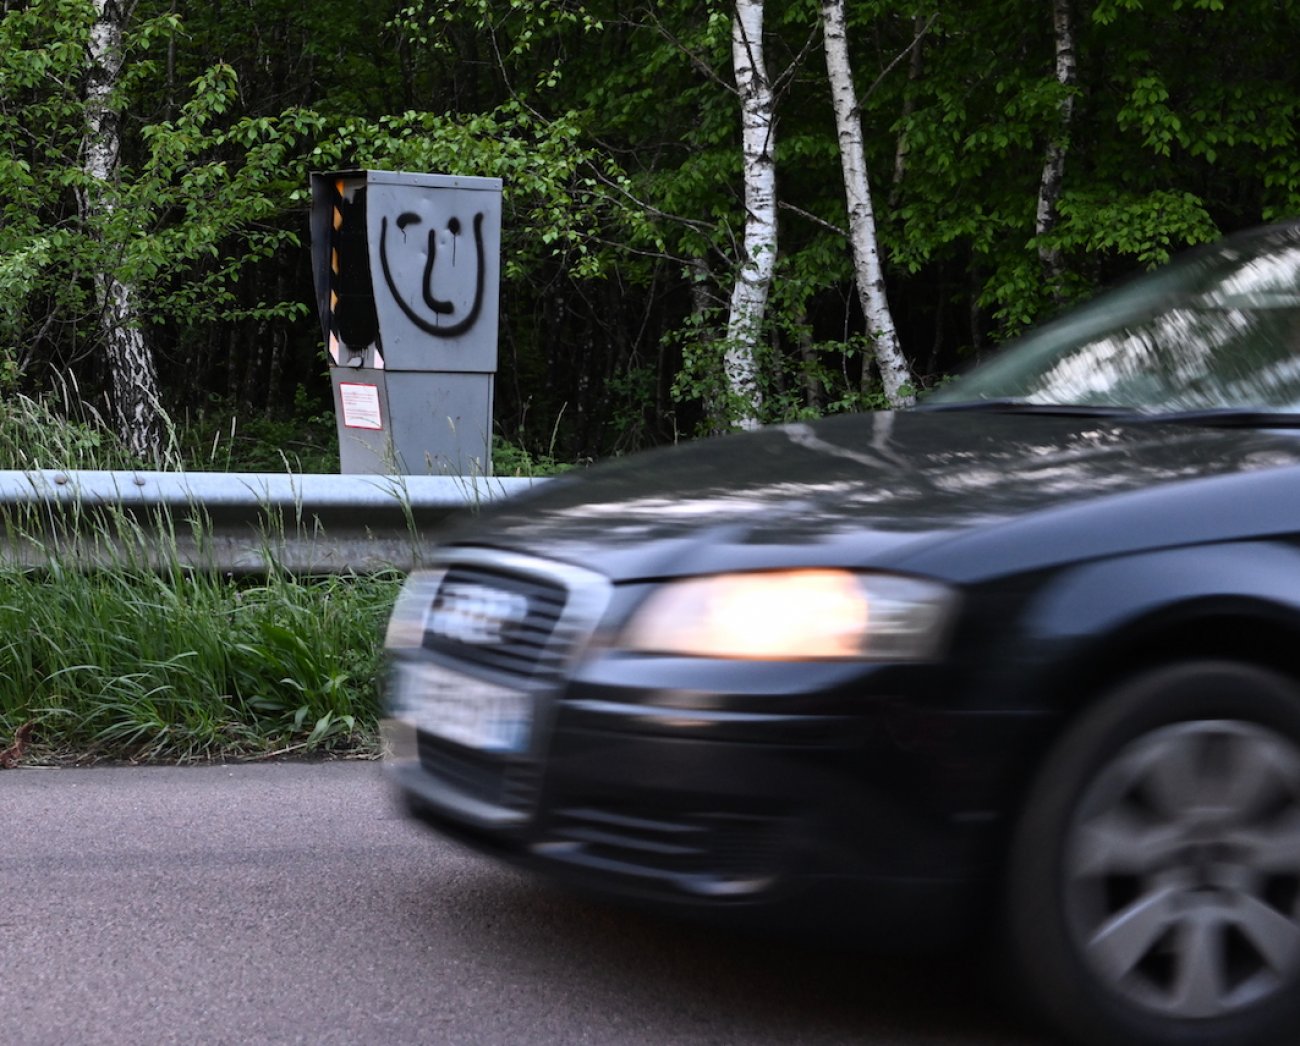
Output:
top-left (382, 222), bottom-right (1300, 1046)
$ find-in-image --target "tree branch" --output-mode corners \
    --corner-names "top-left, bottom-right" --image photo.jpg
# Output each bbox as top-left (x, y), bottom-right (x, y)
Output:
top-left (858, 11), bottom-right (938, 111)
top-left (778, 200), bottom-right (847, 239)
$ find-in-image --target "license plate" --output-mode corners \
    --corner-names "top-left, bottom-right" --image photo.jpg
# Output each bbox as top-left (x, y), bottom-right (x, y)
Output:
top-left (391, 661), bottom-right (533, 753)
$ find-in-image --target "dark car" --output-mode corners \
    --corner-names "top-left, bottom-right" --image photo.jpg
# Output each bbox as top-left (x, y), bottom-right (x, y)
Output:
top-left (382, 223), bottom-right (1300, 1046)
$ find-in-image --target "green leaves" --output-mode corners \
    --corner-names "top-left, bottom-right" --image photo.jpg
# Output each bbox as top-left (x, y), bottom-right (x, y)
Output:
top-left (0, 557), bottom-right (401, 762)
top-left (4, 0), bottom-right (1300, 459)
top-left (0, 2), bottom-right (331, 380)
top-left (1057, 189), bottom-right (1219, 268)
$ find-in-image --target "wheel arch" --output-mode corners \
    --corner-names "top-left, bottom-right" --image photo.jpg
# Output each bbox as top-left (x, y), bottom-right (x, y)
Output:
top-left (1009, 540), bottom-right (1300, 721)
top-left (982, 542), bottom-right (1300, 879)
top-left (1039, 603), bottom-right (1300, 723)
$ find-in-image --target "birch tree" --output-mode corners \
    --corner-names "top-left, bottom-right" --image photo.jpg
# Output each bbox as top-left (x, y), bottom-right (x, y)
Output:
top-left (724, 0), bottom-right (776, 429)
top-left (1035, 0), bottom-right (1077, 299)
top-left (820, 0), bottom-right (913, 408)
top-left (81, 0), bottom-right (165, 460)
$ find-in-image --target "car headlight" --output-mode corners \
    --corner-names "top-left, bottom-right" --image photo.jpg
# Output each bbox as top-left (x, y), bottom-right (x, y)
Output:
top-left (618, 569), bottom-right (956, 661)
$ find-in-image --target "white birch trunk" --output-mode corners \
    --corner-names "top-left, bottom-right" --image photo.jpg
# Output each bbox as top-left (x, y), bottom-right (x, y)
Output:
top-left (81, 0), bottom-right (164, 461)
top-left (724, 0), bottom-right (776, 430)
top-left (820, 0), bottom-right (913, 408)
top-left (1035, 0), bottom-right (1077, 297)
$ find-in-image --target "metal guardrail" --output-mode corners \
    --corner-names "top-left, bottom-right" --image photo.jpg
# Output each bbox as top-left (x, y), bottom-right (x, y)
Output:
top-left (0, 470), bottom-right (542, 574)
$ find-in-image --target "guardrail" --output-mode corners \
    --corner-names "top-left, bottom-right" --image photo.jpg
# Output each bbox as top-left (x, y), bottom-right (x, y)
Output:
top-left (0, 470), bottom-right (542, 575)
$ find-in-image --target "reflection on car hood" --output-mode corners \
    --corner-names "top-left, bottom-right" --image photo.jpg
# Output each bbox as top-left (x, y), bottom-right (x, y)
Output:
top-left (450, 411), bottom-right (1300, 582)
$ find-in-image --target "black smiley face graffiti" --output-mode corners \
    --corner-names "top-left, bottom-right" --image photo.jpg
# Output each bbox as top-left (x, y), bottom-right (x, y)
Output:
top-left (379, 209), bottom-right (486, 339)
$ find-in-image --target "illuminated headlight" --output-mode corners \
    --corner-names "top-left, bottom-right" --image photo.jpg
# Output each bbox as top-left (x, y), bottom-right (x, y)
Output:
top-left (618, 570), bottom-right (956, 661)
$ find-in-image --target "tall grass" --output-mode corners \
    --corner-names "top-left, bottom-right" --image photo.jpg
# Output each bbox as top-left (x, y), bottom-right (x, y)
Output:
top-left (0, 389), bottom-right (153, 471)
top-left (0, 561), bottom-right (401, 762)
top-left (0, 393), bottom-right (402, 764)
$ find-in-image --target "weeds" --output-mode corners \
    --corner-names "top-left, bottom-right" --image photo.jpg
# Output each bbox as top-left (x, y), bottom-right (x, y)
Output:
top-left (0, 393), bottom-right (565, 765)
top-left (0, 560), bottom-right (401, 764)
top-left (0, 399), bottom-right (405, 763)
top-left (0, 390), bottom-right (147, 471)
top-left (176, 390), bottom-right (341, 474)
top-left (491, 434), bottom-right (573, 477)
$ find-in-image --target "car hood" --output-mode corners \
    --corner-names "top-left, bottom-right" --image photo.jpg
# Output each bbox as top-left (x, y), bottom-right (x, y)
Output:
top-left (448, 411), bottom-right (1300, 583)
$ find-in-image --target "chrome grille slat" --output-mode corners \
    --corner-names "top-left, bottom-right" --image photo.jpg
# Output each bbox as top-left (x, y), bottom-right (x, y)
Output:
top-left (420, 562), bottom-right (572, 682)
top-left (402, 549), bottom-right (613, 821)
top-left (558, 826), bottom-right (700, 857)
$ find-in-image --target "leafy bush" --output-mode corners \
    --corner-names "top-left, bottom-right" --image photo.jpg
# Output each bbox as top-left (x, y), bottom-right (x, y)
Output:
top-left (175, 390), bottom-right (341, 474)
top-left (491, 434), bottom-right (574, 477)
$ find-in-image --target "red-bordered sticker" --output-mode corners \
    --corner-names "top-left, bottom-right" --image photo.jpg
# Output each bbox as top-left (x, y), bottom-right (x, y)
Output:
top-left (339, 383), bottom-right (383, 430)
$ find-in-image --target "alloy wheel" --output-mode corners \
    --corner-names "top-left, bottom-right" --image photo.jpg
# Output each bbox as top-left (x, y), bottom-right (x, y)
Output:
top-left (1062, 719), bottom-right (1300, 1020)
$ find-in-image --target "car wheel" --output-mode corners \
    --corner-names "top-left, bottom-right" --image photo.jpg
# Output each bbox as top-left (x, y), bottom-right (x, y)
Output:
top-left (1005, 661), bottom-right (1300, 1046)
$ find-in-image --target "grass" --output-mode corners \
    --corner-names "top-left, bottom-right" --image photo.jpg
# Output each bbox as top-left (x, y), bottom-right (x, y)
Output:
top-left (0, 392), bottom-right (403, 765)
top-left (0, 560), bottom-right (402, 764)
top-left (0, 390), bottom-right (582, 766)
top-left (0, 388), bottom-right (150, 472)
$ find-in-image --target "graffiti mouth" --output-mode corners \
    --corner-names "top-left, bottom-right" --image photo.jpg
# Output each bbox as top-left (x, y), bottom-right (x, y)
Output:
top-left (379, 211), bottom-right (486, 338)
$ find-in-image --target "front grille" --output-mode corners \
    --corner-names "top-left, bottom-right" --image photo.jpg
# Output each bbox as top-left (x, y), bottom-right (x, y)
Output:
top-left (402, 548), bottom-right (612, 819)
top-left (412, 549), bottom-right (611, 687)
top-left (416, 731), bottom-right (541, 813)
top-left (422, 564), bottom-right (569, 681)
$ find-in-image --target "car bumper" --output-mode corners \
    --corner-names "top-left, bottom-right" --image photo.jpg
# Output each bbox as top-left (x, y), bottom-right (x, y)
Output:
top-left (383, 660), bottom-right (1046, 948)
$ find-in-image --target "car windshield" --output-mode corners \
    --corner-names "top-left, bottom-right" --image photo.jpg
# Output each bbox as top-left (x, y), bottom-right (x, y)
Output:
top-left (928, 224), bottom-right (1300, 417)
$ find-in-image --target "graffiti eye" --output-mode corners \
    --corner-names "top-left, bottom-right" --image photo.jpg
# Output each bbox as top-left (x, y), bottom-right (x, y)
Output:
top-left (395, 212), bottom-right (421, 231)
top-left (448, 217), bottom-right (461, 235)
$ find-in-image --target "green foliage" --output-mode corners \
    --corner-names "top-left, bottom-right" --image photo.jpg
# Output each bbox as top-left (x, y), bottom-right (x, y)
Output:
top-left (392, 0), bottom-right (605, 56)
top-left (491, 435), bottom-right (574, 477)
top-left (177, 390), bottom-right (340, 474)
top-left (669, 308), bottom-right (891, 434)
top-left (1055, 190), bottom-right (1220, 268)
top-left (0, 561), bottom-right (400, 762)
top-left (6, 0), bottom-right (1300, 465)
top-left (873, 0), bottom-right (1300, 345)
top-left (670, 330), bottom-right (759, 434)
top-left (0, 1), bottom-right (321, 361)
top-left (0, 392), bottom-right (142, 471)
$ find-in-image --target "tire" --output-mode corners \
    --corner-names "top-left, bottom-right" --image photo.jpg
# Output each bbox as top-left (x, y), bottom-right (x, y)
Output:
top-left (1004, 661), bottom-right (1300, 1046)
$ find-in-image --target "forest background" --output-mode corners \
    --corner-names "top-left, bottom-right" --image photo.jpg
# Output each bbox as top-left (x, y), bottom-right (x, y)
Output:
top-left (5, 0), bottom-right (1298, 473)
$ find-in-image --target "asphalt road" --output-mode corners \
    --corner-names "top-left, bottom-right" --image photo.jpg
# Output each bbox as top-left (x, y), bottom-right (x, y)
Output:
top-left (1, 762), bottom-right (1050, 1045)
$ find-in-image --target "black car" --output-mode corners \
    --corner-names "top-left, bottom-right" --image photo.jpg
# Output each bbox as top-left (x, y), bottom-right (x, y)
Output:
top-left (382, 222), bottom-right (1300, 1046)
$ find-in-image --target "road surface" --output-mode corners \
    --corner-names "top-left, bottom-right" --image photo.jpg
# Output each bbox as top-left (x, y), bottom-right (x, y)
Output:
top-left (0, 762), bottom-right (1046, 1044)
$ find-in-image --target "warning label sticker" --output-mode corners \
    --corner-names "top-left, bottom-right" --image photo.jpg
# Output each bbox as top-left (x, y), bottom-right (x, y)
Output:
top-left (339, 383), bottom-right (383, 430)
